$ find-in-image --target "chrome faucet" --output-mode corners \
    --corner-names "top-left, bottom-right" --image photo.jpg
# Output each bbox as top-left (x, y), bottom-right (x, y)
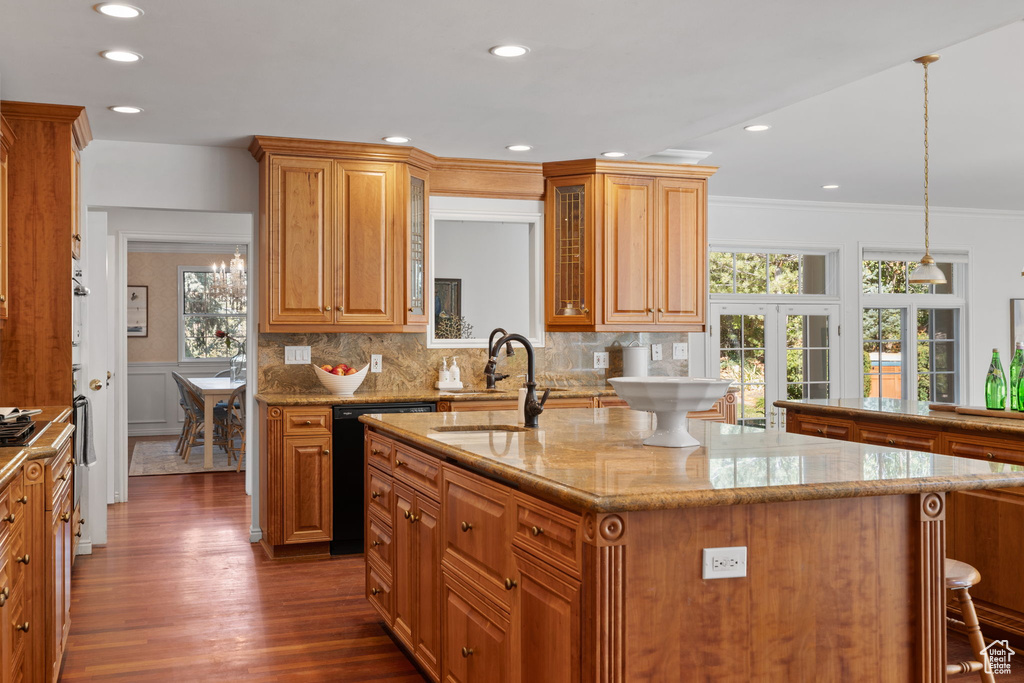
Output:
top-left (484, 328), bottom-right (515, 389)
top-left (489, 333), bottom-right (549, 428)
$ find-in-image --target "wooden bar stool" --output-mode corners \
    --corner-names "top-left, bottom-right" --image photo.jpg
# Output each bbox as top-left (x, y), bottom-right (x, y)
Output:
top-left (945, 558), bottom-right (995, 683)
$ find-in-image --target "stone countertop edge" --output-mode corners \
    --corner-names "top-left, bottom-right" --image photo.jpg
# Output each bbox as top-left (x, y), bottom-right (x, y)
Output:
top-left (358, 415), bottom-right (1024, 515)
top-left (0, 406), bottom-right (75, 490)
top-left (254, 387), bottom-right (620, 406)
top-left (775, 399), bottom-right (1024, 437)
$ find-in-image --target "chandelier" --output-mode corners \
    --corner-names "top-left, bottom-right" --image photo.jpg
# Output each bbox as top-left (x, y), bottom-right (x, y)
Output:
top-left (210, 246), bottom-right (247, 306)
top-left (907, 55), bottom-right (947, 285)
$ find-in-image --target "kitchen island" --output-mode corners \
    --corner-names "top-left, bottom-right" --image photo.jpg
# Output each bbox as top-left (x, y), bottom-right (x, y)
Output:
top-left (778, 397), bottom-right (1024, 646)
top-left (360, 407), bottom-right (1024, 682)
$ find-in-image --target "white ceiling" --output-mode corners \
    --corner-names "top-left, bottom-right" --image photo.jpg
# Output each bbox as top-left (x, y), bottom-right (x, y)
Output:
top-left (1, 1), bottom-right (1022, 209)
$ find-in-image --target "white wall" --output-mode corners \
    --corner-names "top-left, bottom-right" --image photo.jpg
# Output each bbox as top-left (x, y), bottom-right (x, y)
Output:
top-left (434, 221), bottom-right (531, 337)
top-left (703, 197), bottom-right (1024, 406)
top-left (84, 140), bottom-right (257, 213)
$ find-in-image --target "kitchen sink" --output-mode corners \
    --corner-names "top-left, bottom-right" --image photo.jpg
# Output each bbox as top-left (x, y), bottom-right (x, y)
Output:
top-left (431, 425), bottom-right (530, 433)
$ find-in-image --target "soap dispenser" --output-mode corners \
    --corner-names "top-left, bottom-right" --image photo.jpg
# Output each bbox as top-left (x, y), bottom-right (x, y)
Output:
top-left (451, 356), bottom-right (461, 383)
top-left (440, 357), bottom-right (450, 383)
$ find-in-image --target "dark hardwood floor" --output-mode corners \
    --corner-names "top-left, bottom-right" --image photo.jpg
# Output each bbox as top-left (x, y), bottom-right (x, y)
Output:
top-left (64, 471), bottom-right (425, 682)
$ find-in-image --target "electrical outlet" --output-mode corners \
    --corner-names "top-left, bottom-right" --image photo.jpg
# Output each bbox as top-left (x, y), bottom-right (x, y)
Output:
top-left (594, 351), bottom-right (610, 369)
top-left (370, 354), bottom-right (383, 373)
top-left (703, 546), bottom-right (747, 579)
top-left (651, 344), bottom-right (663, 361)
top-left (284, 346), bottom-right (311, 365)
top-left (673, 343), bottom-right (687, 360)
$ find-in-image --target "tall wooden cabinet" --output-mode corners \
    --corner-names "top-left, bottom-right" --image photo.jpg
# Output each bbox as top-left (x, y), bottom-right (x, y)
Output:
top-left (250, 137), bottom-right (434, 333)
top-left (542, 160), bottom-right (715, 333)
top-left (0, 115), bottom-right (13, 326)
top-left (0, 102), bottom-right (91, 406)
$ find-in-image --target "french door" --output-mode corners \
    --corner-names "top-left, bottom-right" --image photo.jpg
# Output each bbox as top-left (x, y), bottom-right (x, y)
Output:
top-left (709, 303), bottom-right (840, 430)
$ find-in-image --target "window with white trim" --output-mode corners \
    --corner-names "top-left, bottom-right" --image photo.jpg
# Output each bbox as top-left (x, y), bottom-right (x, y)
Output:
top-left (709, 249), bottom-right (837, 297)
top-left (860, 249), bottom-right (966, 404)
top-left (178, 266), bottom-right (247, 361)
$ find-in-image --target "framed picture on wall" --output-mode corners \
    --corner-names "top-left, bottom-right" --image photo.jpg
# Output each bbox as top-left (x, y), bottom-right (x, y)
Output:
top-left (127, 285), bottom-right (148, 337)
top-left (1013, 299), bottom-right (1024, 350)
top-left (435, 278), bottom-right (462, 318)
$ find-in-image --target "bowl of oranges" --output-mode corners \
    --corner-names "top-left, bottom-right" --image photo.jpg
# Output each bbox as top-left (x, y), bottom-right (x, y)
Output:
top-left (313, 362), bottom-right (369, 396)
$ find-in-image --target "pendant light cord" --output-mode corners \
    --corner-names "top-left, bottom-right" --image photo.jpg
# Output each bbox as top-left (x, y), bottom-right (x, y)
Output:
top-left (922, 60), bottom-right (930, 255)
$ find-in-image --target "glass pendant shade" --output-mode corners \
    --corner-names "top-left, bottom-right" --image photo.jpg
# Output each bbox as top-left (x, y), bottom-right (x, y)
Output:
top-left (908, 254), bottom-right (946, 285)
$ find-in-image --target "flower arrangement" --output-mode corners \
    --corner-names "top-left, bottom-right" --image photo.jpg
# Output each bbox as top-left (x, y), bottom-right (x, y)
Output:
top-left (215, 329), bottom-right (241, 349)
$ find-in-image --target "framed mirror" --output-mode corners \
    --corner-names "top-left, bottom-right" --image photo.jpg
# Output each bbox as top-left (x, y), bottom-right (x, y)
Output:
top-left (427, 197), bottom-right (544, 348)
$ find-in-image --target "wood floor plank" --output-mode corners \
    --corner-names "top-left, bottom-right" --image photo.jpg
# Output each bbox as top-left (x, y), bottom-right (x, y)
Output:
top-left (64, 470), bottom-right (425, 682)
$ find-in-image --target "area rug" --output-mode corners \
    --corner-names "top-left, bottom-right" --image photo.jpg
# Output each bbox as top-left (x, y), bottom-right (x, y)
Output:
top-left (129, 439), bottom-right (245, 476)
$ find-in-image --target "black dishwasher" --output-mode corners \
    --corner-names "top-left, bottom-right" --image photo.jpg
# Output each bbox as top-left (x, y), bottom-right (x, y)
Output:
top-left (331, 402), bottom-right (436, 554)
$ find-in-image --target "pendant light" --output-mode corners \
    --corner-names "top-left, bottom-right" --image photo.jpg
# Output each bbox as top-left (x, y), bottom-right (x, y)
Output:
top-left (908, 55), bottom-right (947, 285)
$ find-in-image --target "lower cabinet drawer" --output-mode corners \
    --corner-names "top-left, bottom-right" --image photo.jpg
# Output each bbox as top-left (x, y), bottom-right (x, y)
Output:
top-left (367, 468), bottom-right (393, 520)
top-left (512, 494), bottom-right (581, 578)
top-left (366, 560), bottom-right (393, 625)
top-left (366, 512), bottom-right (394, 574)
top-left (942, 434), bottom-right (1024, 466)
top-left (792, 416), bottom-right (854, 441)
top-left (442, 570), bottom-right (512, 683)
top-left (282, 407), bottom-right (331, 436)
top-left (857, 424), bottom-right (940, 453)
top-left (394, 445), bottom-right (441, 499)
top-left (367, 433), bottom-right (393, 472)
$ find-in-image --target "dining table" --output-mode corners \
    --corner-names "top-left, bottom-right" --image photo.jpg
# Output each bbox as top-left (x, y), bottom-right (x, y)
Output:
top-left (190, 376), bottom-right (244, 469)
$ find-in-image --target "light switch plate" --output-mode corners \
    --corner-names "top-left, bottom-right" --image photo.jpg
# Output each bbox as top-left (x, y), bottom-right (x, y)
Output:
top-left (284, 346), bottom-right (311, 365)
top-left (673, 343), bottom-right (687, 360)
top-left (370, 354), bottom-right (383, 373)
top-left (651, 344), bottom-right (663, 361)
top-left (594, 352), bottom-right (610, 369)
top-left (703, 546), bottom-right (747, 579)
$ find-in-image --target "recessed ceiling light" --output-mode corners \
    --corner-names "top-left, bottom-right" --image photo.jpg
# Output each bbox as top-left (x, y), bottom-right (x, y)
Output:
top-left (821, 184), bottom-right (840, 190)
top-left (489, 45), bottom-right (529, 58)
top-left (743, 124), bottom-right (771, 132)
top-left (109, 105), bottom-right (143, 114)
top-left (506, 144), bottom-right (532, 152)
top-left (100, 49), bottom-right (142, 62)
top-left (601, 151), bottom-right (627, 158)
top-left (382, 136), bottom-right (410, 144)
top-left (95, 3), bottom-right (143, 18)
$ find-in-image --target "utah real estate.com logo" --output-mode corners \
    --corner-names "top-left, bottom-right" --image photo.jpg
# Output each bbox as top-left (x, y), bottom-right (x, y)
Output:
top-left (984, 640), bottom-right (1016, 676)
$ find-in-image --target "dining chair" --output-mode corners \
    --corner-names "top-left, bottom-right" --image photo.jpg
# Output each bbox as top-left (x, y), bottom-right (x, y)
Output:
top-left (219, 383), bottom-right (246, 471)
top-left (180, 381), bottom-right (228, 463)
top-left (171, 372), bottom-right (195, 457)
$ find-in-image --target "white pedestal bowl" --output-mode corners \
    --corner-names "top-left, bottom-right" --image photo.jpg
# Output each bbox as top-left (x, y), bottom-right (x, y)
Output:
top-left (608, 377), bottom-right (734, 448)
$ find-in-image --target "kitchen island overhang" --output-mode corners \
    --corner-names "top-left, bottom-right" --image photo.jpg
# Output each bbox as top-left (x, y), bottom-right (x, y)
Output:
top-left (359, 407), bottom-right (1024, 682)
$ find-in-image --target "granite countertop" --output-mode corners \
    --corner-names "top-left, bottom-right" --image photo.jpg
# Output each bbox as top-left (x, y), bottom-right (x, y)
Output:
top-left (255, 386), bottom-right (620, 406)
top-left (359, 407), bottom-right (1024, 513)
top-left (775, 398), bottom-right (1024, 436)
top-left (0, 406), bottom-right (74, 490)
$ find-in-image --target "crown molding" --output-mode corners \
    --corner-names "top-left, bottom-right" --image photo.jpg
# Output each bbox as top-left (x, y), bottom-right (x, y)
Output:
top-left (249, 135), bottom-right (437, 169)
top-left (543, 158), bottom-right (718, 179)
top-left (0, 101), bottom-right (92, 150)
top-left (708, 195), bottom-right (1024, 219)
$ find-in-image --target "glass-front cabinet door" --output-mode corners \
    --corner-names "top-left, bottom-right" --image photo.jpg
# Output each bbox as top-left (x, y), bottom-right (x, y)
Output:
top-left (545, 175), bottom-right (595, 327)
top-left (406, 169), bottom-right (428, 325)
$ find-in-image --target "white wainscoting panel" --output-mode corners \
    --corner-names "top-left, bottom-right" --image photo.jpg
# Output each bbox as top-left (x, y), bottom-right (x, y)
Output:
top-left (127, 361), bottom-right (231, 436)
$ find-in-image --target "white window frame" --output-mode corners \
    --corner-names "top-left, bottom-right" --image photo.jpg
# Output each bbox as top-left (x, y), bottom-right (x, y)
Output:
top-left (858, 246), bottom-right (968, 404)
top-left (708, 242), bottom-right (843, 302)
top-left (177, 265), bottom-right (247, 363)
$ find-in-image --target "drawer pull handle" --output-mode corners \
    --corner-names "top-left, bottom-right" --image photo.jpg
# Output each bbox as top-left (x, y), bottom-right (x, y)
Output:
top-left (370, 491), bottom-right (382, 500)
top-left (0, 587), bottom-right (7, 607)
top-left (1, 514), bottom-right (13, 524)
top-left (371, 448), bottom-right (385, 456)
top-left (58, 472), bottom-right (69, 481)
top-left (395, 460), bottom-right (406, 467)
top-left (371, 540), bottom-right (382, 547)
top-left (408, 513), bottom-right (419, 524)
top-left (15, 495), bottom-right (27, 505)
top-left (325, 306), bottom-right (332, 312)
top-left (461, 521), bottom-right (473, 532)
top-left (816, 428), bottom-right (824, 435)
top-left (304, 420), bottom-right (312, 425)
top-left (530, 526), bottom-right (544, 537)
top-left (81, 518), bottom-right (86, 525)
top-left (61, 512), bottom-right (71, 522)
top-left (461, 647), bottom-right (474, 658)
top-left (987, 452), bottom-right (995, 459)
top-left (403, 509), bottom-right (411, 519)
top-left (887, 439), bottom-right (896, 445)
top-left (16, 554), bottom-right (29, 565)
top-left (76, 530), bottom-right (83, 538)
top-left (504, 578), bottom-right (517, 590)
top-left (323, 449), bottom-right (330, 455)
top-left (370, 587), bottom-right (382, 596)
top-left (404, 509), bottom-right (420, 522)
top-left (15, 622), bottom-right (29, 632)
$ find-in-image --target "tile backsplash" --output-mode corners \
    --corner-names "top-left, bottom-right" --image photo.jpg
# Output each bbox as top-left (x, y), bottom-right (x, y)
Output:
top-left (258, 332), bottom-right (691, 393)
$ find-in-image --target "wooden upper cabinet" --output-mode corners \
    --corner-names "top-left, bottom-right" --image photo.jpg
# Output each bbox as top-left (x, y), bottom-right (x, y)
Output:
top-left (543, 159), bottom-right (715, 333)
top-left (267, 156), bottom-right (334, 326)
top-left (0, 116), bottom-right (13, 323)
top-left (251, 136), bottom-right (435, 333)
top-left (603, 175), bottom-right (655, 325)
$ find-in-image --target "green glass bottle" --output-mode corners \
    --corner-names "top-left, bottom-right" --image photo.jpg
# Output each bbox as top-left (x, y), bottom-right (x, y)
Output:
top-left (985, 348), bottom-right (1007, 410)
top-left (1011, 343), bottom-right (1024, 411)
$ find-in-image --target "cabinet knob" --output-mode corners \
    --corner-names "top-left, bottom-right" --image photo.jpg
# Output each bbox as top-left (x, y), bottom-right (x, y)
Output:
top-left (371, 448), bottom-right (384, 456)
top-left (461, 521), bottom-right (473, 532)
top-left (0, 587), bottom-right (7, 607)
top-left (816, 428), bottom-right (824, 435)
top-left (61, 512), bottom-right (71, 522)
top-left (74, 234), bottom-right (82, 242)
top-left (304, 420), bottom-right (312, 425)
top-left (371, 540), bottom-right (382, 547)
top-left (15, 495), bottom-right (27, 504)
top-left (395, 460), bottom-right (406, 467)
top-left (530, 526), bottom-right (544, 537)
top-left (887, 439), bottom-right (896, 445)
top-left (371, 491), bottom-right (382, 499)
top-left (461, 647), bottom-right (474, 658)
top-left (987, 452), bottom-right (995, 459)
top-left (582, 307), bottom-right (590, 315)
top-left (323, 449), bottom-right (330, 455)
top-left (1, 514), bottom-right (13, 524)
top-left (647, 308), bottom-right (654, 313)
top-left (15, 622), bottom-right (29, 632)
top-left (504, 578), bottom-right (517, 590)
top-left (75, 530), bottom-right (83, 538)
top-left (403, 509), bottom-right (412, 520)
top-left (408, 513), bottom-right (420, 523)
top-left (325, 306), bottom-right (332, 312)
top-left (0, 295), bottom-right (6, 303)
top-left (58, 472), bottom-right (69, 481)
top-left (408, 307), bottom-right (414, 313)
top-left (80, 518), bottom-right (86, 525)
top-left (16, 554), bottom-right (29, 565)
top-left (370, 587), bottom-right (382, 596)
top-left (658, 307), bottom-right (665, 313)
